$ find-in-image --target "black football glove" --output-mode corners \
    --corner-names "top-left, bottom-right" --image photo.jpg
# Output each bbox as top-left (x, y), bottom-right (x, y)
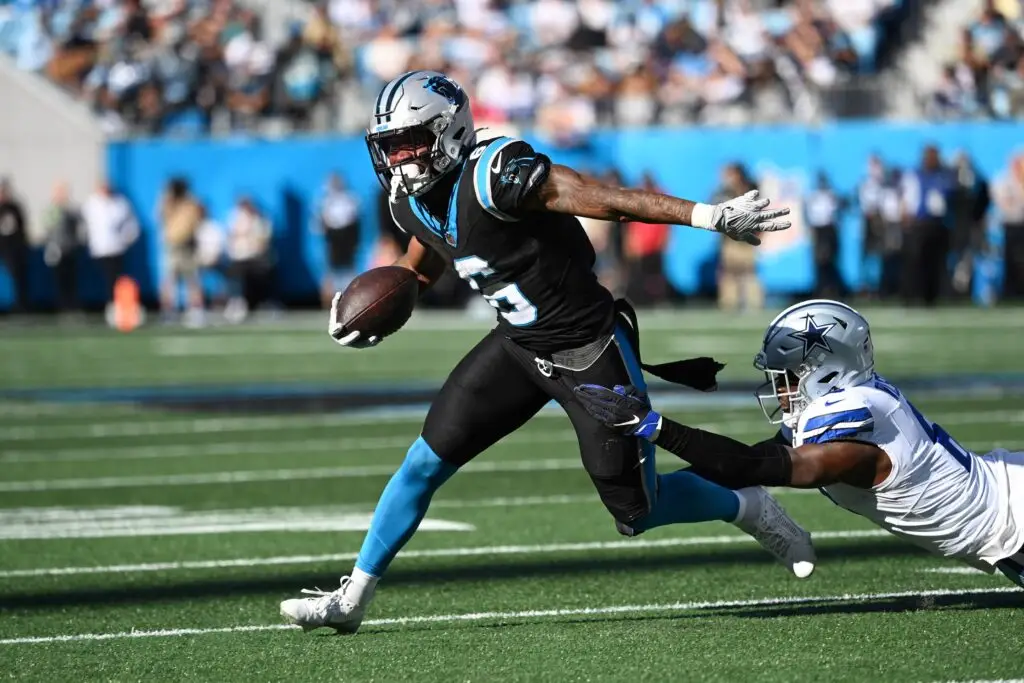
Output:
top-left (573, 384), bottom-right (663, 440)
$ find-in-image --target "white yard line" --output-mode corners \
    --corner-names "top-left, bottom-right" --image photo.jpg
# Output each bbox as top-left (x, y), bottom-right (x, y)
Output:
top-left (0, 432), bottom-right (580, 464)
top-left (0, 586), bottom-right (1017, 646)
top-left (0, 529), bottom-right (889, 578)
top-left (4, 405), bottom-right (1019, 445)
top-left (921, 567), bottom-right (989, 575)
top-left (0, 458), bottom-right (589, 493)
top-left (0, 420), bottom-right (769, 464)
top-left (2, 404), bottom-right (1020, 462)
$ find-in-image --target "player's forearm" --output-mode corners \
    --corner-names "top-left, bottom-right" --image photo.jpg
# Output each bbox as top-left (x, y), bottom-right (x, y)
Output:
top-left (394, 239), bottom-right (445, 294)
top-left (393, 253), bottom-right (435, 294)
top-left (538, 165), bottom-right (709, 228)
top-left (565, 184), bottom-right (697, 226)
top-left (652, 416), bottom-right (794, 487)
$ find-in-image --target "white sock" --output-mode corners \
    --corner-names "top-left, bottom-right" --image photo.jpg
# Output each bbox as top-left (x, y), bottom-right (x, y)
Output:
top-left (347, 567), bottom-right (379, 606)
top-left (731, 489), bottom-right (749, 525)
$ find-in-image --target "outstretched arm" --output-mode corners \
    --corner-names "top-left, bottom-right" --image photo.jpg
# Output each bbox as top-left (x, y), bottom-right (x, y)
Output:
top-left (573, 383), bottom-right (891, 489)
top-left (528, 165), bottom-right (791, 245)
top-left (655, 418), bottom-right (890, 489)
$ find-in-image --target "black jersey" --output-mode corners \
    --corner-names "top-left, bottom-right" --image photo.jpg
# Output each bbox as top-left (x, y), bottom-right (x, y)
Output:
top-left (388, 136), bottom-right (615, 352)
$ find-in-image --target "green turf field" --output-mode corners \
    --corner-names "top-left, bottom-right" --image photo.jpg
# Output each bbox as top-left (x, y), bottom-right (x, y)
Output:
top-left (1, 308), bottom-right (1023, 682)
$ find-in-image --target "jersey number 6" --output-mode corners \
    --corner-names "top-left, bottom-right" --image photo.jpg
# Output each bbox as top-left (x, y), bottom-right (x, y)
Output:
top-left (454, 256), bottom-right (538, 327)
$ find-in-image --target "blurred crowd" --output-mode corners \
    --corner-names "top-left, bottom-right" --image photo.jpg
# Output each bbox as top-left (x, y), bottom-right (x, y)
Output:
top-left (930, 0), bottom-right (1024, 120)
top-left (0, 0), bottom-right (346, 135)
top-left (3, 140), bottom-right (1024, 321)
top-left (0, 0), bottom-right (911, 137)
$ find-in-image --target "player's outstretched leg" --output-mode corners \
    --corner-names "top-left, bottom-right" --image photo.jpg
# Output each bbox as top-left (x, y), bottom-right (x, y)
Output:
top-left (562, 321), bottom-right (815, 578)
top-left (622, 470), bottom-right (815, 578)
top-left (279, 437), bottom-right (456, 632)
top-left (280, 330), bottom-right (549, 634)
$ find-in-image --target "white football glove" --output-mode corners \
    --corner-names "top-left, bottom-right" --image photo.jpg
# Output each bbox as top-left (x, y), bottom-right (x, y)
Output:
top-left (694, 190), bottom-right (792, 246)
top-left (328, 292), bottom-right (381, 349)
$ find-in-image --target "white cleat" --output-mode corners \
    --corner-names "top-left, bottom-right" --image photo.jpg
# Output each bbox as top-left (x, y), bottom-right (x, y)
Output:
top-left (735, 487), bottom-right (816, 579)
top-left (280, 577), bottom-right (366, 634)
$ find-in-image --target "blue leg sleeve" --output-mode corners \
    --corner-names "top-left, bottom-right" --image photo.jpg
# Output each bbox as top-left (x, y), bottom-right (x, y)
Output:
top-left (631, 468), bottom-right (740, 532)
top-left (354, 436), bottom-right (457, 577)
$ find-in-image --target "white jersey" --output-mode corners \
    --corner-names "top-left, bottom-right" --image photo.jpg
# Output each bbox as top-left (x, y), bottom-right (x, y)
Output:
top-left (787, 374), bottom-right (1024, 566)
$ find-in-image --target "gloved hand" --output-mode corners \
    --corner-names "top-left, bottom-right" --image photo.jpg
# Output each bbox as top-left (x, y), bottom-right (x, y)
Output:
top-left (694, 190), bottom-right (791, 246)
top-left (328, 292), bottom-right (381, 349)
top-left (573, 384), bottom-right (662, 441)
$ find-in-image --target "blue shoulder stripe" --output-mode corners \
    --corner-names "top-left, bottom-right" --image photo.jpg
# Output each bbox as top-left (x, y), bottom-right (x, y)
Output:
top-left (803, 407), bottom-right (873, 435)
top-left (473, 137), bottom-right (518, 222)
top-left (803, 425), bottom-right (873, 444)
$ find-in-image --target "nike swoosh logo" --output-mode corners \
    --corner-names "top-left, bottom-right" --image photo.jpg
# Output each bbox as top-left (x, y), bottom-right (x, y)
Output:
top-left (490, 155), bottom-right (502, 175)
top-left (824, 398), bottom-right (843, 407)
top-left (614, 416), bottom-right (640, 427)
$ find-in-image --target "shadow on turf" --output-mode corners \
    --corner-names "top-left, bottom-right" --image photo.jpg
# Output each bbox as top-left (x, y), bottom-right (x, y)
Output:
top-left (356, 590), bottom-right (1023, 636)
top-left (0, 540), bottom-right (979, 611)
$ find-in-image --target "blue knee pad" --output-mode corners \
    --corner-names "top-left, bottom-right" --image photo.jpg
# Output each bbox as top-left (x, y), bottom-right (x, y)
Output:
top-left (354, 437), bottom-right (457, 576)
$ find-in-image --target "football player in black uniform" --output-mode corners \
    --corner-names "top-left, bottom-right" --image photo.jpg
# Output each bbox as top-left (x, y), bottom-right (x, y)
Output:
top-left (281, 71), bottom-right (814, 633)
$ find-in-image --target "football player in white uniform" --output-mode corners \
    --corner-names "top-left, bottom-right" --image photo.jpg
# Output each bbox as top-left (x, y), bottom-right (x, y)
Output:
top-left (574, 299), bottom-right (1024, 587)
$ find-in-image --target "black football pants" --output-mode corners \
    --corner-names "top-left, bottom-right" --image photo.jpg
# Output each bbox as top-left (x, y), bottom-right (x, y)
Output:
top-left (420, 323), bottom-right (657, 526)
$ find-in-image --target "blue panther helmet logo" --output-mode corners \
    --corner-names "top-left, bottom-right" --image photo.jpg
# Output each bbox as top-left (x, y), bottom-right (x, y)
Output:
top-left (423, 76), bottom-right (466, 110)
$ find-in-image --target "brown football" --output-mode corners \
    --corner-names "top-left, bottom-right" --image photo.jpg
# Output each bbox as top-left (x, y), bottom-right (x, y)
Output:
top-left (332, 266), bottom-right (419, 340)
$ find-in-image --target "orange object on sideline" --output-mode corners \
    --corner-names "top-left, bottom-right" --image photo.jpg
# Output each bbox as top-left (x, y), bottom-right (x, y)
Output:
top-left (112, 276), bottom-right (142, 332)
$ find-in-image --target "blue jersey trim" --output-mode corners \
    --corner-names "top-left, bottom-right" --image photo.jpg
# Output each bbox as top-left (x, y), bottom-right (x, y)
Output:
top-left (804, 407), bottom-right (873, 434)
top-left (803, 424), bottom-right (874, 444)
top-left (409, 167), bottom-right (463, 246)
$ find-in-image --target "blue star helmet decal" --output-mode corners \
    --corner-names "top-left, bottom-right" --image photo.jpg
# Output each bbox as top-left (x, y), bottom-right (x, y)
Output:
top-left (788, 315), bottom-right (836, 359)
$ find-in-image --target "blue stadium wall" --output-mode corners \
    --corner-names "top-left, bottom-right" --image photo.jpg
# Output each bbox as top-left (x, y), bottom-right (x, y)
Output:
top-left (1, 121), bottom-right (1020, 310)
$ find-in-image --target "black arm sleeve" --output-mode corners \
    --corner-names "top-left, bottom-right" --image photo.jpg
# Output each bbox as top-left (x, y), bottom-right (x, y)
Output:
top-left (653, 417), bottom-right (793, 488)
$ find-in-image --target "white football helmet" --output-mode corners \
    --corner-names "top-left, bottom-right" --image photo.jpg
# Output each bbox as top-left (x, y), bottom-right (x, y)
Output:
top-left (754, 300), bottom-right (875, 426)
top-left (365, 70), bottom-right (476, 200)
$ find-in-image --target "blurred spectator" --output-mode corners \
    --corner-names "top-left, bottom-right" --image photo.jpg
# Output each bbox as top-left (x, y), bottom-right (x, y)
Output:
top-left (623, 172), bottom-right (669, 305)
top-left (151, 22), bottom-right (201, 126)
top-left (877, 167), bottom-right (905, 301)
top-left (931, 1), bottom-right (1024, 120)
top-left (82, 181), bottom-right (139, 306)
top-left (274, 23), bottom-right (325, 130)
top-left (41, 181), bottom-right (84, 314)
top-left (715, 163), bottom-right (763, 312)
top-left (225, 12), bottom-right (274, 132)
top-left (804, 170), bottom-right (845, 298)
top-left (994, 153), bottom-right (1024, 300)
top-left (224, 196), bottom-right (273, 323)
top-left (971, 0), bottom-right (1009, 59)
top-left (949, 152), bottom-right (991, 297)
top-left (0, 178), bottom-right (29, 313)
top-left (316, 172), bottom-right (360, 307)
top-left (901, 145), bottom-right (954, 306)
top-left (159, 177), bottom-right (204, 325)
top-left (195, 204), bottom-right (226, 272)
top-left (858, 154), bottom-right (885, 294)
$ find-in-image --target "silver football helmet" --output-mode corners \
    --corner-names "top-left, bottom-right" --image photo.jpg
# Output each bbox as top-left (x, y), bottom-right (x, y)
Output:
top-left (754, 300), bottom-right (875, 426)
top-left (365, 70), bottom-right (476, 200)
